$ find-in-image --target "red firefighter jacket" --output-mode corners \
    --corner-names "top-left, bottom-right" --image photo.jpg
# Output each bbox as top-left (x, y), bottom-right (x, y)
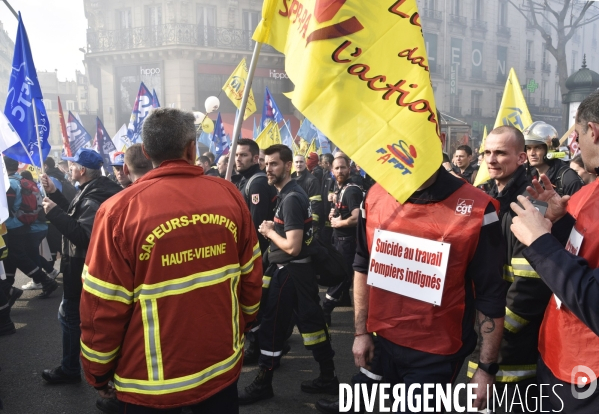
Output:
top-left (80, 160), bottom-right (262, 408)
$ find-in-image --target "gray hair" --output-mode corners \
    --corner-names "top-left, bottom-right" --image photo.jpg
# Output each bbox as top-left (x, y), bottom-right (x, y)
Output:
top-left (142, 108), bottom-right (196, 164)
top-left (73, 163), bottom-right (102, 179)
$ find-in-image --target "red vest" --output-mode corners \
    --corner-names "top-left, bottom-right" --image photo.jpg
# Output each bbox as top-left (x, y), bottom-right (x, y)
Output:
top-left (365, 183), bottom-right (494, 355)
top-left (539, 180), bottom-right (599, 382)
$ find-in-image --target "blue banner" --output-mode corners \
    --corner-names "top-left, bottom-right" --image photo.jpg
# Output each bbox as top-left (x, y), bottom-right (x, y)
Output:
top-left (96, 117), bottom-right (117, 168)
top-left (297, 118), bottom-right (318, 142)
top-left (253, 117), bottom-right (259, 140)
top-left (280, 120), bottom-right (293, 149)
top-left (211, 113), bottom-right (229, 159)
top-left (127, 82), bottom-right (153, 144)
top-left (317, 129), bottom-right (332, 154)
top-left (152, 88), bottom-right (160, 108)
top-left (260, 86), bottom-right (284, 130)
top-left (67, 112), bottom-right (93, 154)
top-left (3, 13), bottom-right (50, 167)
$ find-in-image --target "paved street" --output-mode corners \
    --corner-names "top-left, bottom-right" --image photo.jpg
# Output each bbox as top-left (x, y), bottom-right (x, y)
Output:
top-left (0, 267), bottom-right (484, 414)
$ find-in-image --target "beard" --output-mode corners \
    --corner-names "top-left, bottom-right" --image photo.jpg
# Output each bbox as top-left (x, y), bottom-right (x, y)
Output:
top-left (268, 171), bottom-right (287, 186)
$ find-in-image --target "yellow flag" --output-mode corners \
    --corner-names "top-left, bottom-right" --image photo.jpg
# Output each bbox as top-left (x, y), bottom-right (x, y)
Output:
top-left (479, 126), bottom-right (487, 154)
top-left (255, 121), bottom-right (282, 149)
top-left (474, 68), bottom-right (533, 187)
top-left (253, 0), bottom-right (441, 203)
top-left (305, 139), bottom-right (317, 157)
top-left (222, 58), bottom-right (257, 120)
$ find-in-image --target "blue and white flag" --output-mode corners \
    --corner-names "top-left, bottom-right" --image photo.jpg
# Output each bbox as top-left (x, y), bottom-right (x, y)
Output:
top-left (67, 111), bottom-right (93, 154)
top-left (297, 118), bottom-right (318, 142)
top-left (280, 119), bottom-right (293, 149)
top-left (96, 117), bottom-right (117, 169)
top-left (316, 129), bottom-right (332, 154)
top-left (253, 117), bottom-right (259, 140)
top-left (152, 89), bottom-right (161, 108)
top-left (211, 113), bottom-right (229, 159)
top-left (260, 86), bottom-right (284, 130)
top-left (127, 82), bottom-right (153, 144)
top-left (3, 13), bottom-right (50, 167)
top-left (197, 131), bottom-right (212, 149)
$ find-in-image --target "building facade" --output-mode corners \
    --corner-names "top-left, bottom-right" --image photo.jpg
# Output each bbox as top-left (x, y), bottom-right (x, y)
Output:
top-left (418, 0), bottom-right (599, 153)
top-left (0, 21), bottom-right (14, 110)
top-left (83, 0), bottom-right (294, 137)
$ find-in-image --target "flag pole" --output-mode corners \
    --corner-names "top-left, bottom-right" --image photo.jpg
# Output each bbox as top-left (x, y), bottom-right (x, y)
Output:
top-left (31, 98), bottom-right (46, 197)
top-left (1, 0), bottom-right (18, 20)
top-left (225, 41), bottom-right (262, 181)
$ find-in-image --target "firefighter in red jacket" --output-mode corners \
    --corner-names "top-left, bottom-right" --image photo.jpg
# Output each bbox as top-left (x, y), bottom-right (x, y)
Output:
top-left (353, 167), bottom-right (506, 411)
top-left (510, 91), bottom-right (599, 412)
top-left (79, 108), bottom-right (262, 412)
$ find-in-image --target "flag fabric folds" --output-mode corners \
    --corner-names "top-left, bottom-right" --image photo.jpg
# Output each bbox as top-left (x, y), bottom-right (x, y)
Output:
top-left (0, 111), bottom-right (21, 153)
top-left (317, 129), bottom-right (332, 154)
top-left (297, 118), bottom-right (318, 143)
top-left (58, 97), bottom-right (72, 157)
top-left (152, 89), bottom-right (161, 108)
top-left (280, 119), bottom-right (293, 149)
top-left (255, 121), bottom-right (282, 150)
top-left (253, 0), bottom-right (441, 203)
top-left (67, 112), bottom-right (93, 154)
top-left (222, 59), bottom-right (257, 121)
top-left (127, 82), bottom-right (153, 144)
top-left (253, 118), bottom-right (259, 140)
top-left (305, 139), bottom-right (317, 157)
top-left (3, 13), bottom-right (50, 167)
top-left (474, 68), bottom-right (533, 187)
top-left (260, 86), bottom-right (283, 130)
top-left (111, 124), bottom-right (130, 153)
top-left (96, 117), bottom-right (117, 169)
top-left (211, 113), bottom-right (230, 159)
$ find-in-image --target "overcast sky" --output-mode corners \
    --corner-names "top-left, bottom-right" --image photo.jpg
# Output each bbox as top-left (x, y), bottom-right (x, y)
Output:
top-left (1, 1), bottom-right (87, 81)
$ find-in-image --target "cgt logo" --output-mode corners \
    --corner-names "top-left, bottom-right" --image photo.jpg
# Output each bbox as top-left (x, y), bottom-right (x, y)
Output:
top-left (455, 199), bottom-right (474, 216)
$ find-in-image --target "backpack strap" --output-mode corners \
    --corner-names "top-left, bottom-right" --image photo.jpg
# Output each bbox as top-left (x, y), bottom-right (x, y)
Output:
top-left (554, 164), bottom-right (571, 197)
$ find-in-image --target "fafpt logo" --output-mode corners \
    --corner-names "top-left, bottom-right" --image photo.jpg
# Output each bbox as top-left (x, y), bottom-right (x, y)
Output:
top-left (571, 365), bottom-right (597, 400)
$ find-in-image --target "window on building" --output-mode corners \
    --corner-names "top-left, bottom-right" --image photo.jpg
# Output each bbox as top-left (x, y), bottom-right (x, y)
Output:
top-left (498, 1), bottom-right (507, 26)
top-left (146, 5), bottom-right (162, 27)
top-left (116, 8), bottom-right (132, 30)
top-left (197, 4), bottom-right (217, 46)
top-left (496, 92), bottom-right (502, 113)
top-left (452, 0), bottom-right (461, 15)
top-left (427, 0), bottom-right (436, 10)
top-left (594, 24), bottom-right (597, 40)
top-left (471, 90), bottom-right (482, 115)
top-left (541, 80), bottom-right (547, 105)
top-left (542, 43), bottom-right (547, 64)
top-left (526, 41), bottom-right (533, 62)
top-left (473, 0), bottom-right (483, 20)
top-left (66, 101), bottom-right (75, 111)
top-left (242, 10), bottom-right (261, 33)
top-left (42, 99), bottom-right (52, 110)
top-left (572, 50), bottom-right (578, 73)
top-left (554, 82), bottom-right (560, 106)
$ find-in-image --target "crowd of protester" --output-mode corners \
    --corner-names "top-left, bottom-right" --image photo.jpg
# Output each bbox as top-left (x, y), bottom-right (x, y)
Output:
top-left (2, 95), bottom-right (599, 413)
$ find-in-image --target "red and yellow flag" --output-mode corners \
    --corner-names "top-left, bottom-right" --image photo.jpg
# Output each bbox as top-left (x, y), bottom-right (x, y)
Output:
top-left (253, 0), bottom-right (441, 203)
top-left (58, 96), bottom-right (72, 156)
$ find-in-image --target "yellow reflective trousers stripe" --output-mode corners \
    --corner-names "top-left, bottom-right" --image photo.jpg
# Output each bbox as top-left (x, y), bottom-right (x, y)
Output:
top-left (309, 195), bottom-right (322, 202)
top-left (80, 341), bottom-right (120, 364)
top-left (467, 361), bottom-right (536, 382)
top-left (302, 329), bottom-right (327, 346)
top-left (262, 276), bottom-right (271, 288)
top-left (503, 264), bottom-right (514, 282)
top-left (503, 307), bottom-right (529, 334)
top-left (511, 258), bottom-right (540, 278)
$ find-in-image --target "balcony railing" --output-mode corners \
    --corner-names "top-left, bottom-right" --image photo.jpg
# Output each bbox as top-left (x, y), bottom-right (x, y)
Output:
top-left (86, 24), bottom-right (278, 54)
top-left (526, 60), bottom-right (536, 71)
top-left (471, 108), bottom-right (482, 117)
top-left (471, 19), bottom-right (487, 31)
top-left (542, 62), bottom-right (551, 73)
top-left (450, 14), bottom-right (467, 26)
top-left (540, 98), bottom-right (549, 107)
top-left (497, 25), bottom-right (511, 37)
top-left (422, 8), bottom-right (443, 21)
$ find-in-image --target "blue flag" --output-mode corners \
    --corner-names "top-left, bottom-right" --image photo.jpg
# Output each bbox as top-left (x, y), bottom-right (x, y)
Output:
top-left (67, 111), bottom-right (93, 154)
top-left (297, 118), bottom-right (318, 142)
top-left (152, 89), bottom-right (160, 108)
top-left (211, 113), bottom-right (229, 159)
top-left (260, 86), bottom-right (284, 130)
top-left (96, 117), bottom-right (117, 169)
top-left (253, 118), bottom-right (259, 140)
top-left (127, 82), bottom-right (153, 144)
top-left (197, 131), bottom-right (212, 149)
top-left (3, 13), bottom-right (50, 167)
top-left (316, 129), bottom-right (332, 154)
top-left (280, 120), bottom-right (293, 149)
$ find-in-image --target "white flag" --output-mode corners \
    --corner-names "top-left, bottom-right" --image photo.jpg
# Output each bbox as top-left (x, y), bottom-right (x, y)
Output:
top-left (0, 111), bottom-right (21, 152)
top-left (0, 157), bottom-right (10, 223)
top-left (111, 124), bottom-right (131, 153)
